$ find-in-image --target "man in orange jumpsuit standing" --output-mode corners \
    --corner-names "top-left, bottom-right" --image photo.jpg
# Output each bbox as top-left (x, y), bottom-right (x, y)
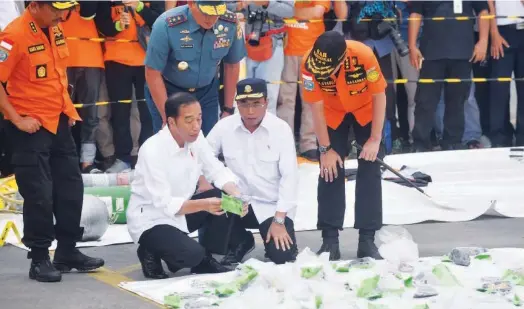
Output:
top-left (0, 1), bottom-right (104, 283)
top-left (300, 31), bottom-right (387, 261)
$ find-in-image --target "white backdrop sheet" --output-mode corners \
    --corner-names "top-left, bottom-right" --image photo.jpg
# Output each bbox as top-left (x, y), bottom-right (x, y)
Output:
top-left (2, 147), bottom-right (523, 250)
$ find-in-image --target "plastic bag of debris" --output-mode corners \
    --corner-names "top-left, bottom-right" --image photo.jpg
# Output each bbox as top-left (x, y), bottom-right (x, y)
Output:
top-left (293, 247), bottom-right (335, 280)
top-left (376, 226), bottom-right (419, 271)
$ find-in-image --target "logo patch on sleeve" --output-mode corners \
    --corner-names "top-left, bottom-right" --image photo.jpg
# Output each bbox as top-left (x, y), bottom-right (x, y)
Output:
top-left (302, 73), bottom-right (314, 91)
top-left (0, 50), bottom-right (8, 62)
top-left (366, 67), bottom-right (380, 83)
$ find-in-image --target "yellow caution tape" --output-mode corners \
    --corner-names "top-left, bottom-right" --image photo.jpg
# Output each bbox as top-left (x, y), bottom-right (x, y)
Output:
top-left (0, 220), bottom-right (22, 247)
top-left (72, 77), bottom-right (523, 108)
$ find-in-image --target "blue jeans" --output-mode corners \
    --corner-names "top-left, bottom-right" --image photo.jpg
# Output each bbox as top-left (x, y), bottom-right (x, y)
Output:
top-left (434, 75), bottom-right (482, 143)
top-left (145, 78), bottom-right (220, 135)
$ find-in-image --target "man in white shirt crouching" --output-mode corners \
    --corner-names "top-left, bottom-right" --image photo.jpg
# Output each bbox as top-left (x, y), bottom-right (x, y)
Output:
top-left (207, 78), bottom-right (299, 266)
top-left (126, 92), bottom-right (247, 279)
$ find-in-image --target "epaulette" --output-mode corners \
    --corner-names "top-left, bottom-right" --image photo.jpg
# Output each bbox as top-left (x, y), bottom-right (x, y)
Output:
top-left (166, 14), bottom-right (187, 27)
top-left (219, 11), bottom-right (237, 24)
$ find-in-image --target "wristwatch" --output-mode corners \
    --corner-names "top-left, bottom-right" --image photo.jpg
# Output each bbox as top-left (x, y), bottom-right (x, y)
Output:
top-left (319, 145), bottom-right (332, 154)
top-left (273, 216), bottom-right (285, 225)
top-left (222, 106), bottom-right (235, 114)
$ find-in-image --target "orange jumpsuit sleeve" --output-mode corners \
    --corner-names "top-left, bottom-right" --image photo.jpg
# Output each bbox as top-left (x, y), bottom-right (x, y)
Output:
top-left (361, 47), bottom-right (388, 95)
top-left (300, 61), bottom-right (324, 104)
top-left (0, 32), bottom-right (21, 83)
top-left (314, 0), bottom-right (332, 12)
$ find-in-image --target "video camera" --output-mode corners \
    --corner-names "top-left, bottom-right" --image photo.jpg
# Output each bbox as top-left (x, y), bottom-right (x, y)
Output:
top-left (347, 2), bottom-right (409, 57)
top-left (246, 9), bottom-right (268, 46)
top-left (375, 17), bottom-right (409, 57)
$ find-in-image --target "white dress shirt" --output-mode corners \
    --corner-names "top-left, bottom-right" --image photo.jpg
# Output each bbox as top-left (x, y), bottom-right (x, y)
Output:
top-left (206, 112), bottom-right (299, 224)
top-left (126, 126), bottom-right (238, 243)
top-left (495, 1), bottom-right (524, 25)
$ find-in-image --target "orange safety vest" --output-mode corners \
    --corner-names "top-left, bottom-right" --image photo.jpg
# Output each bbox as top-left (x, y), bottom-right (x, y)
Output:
top-left (103, 4), bottom-right (149, 67)
top-left (61, 10), bottom-right (104, 68)
top-left (301, 41), bottom-right (387, 130)
top-left (0, 10), bottom-right (80, 134)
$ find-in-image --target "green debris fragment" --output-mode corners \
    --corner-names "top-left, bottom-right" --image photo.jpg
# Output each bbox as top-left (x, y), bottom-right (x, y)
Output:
top-left (474, 254), bottom-right (492, 261)
top-left (164, 294), bottom-right (181, 309)
top-left (215, 283), bottom-right (237, 297)
top-left (432, 264), bottom-right (461, 287)
top-left (332, 262), bottom-right (350, 273)
top-left (301, 266), bottom-right (323, 279)
top-left (441, 255), bottom-right (452, 263)
top-left (404, 277), bottom-right (414, 288)
top-left (503, 269), bottom-right (524, 286)
top-left (221, 193), bottom-right (243, 215)
top-left (214, 266), bottom-right (258, 298)
top-left (368, 303), bottom-right (389, 309)
top-left (514, 294), bottom-right (522, 307)
top-left (357, 275), bottom-right (382, 300)
top-left (315, 295), bottom-right (323, 309)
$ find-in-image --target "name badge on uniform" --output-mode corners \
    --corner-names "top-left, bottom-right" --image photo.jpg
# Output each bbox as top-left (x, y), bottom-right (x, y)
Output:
top-left (28, 44), bottom-right (45, 54)
top-left (453, 0), bottom-right (462, 14)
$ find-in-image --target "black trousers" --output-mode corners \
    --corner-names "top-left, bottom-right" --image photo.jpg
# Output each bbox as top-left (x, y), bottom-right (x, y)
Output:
top-left (6, 114), bottom-right (84, 259)
top-left (318, 114), bottom-right (383, 236)
top-left (138, 189), bottom-right (233, 270)
top-left (489, 25), bottom-right (524, 147)
top-left (67, 67), bottom-right (102, 164)
top-left (412, 59), bottom-right (471, 150)
top-left (377, 52), bottom-right (399, 140)
top-left (228, 208), bottom-right (298, 265)
top-left (105, 61), bottom-right (153, 163)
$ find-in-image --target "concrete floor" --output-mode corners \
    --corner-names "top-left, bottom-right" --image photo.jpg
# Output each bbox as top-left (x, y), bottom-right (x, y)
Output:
top-left (1, 215), bottom-right (523, 309)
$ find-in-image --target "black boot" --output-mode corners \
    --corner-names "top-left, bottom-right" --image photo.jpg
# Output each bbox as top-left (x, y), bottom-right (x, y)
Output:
top-left (137, 245), bottom-right (169, 279)
top-left (192, 254), bottom-right (234, 274)
top-left (357, 230), bottom-right (382, 260)
top-left (316, 229), bottom-right (341, 261)
top-left (28, 249), bottom-right (61, 282)
top-left (53, 247), bottom-right (105, 272)
top-left (29, 258), bottom-right (62, 282)
top-left (220, 232), bottom-right (255, 266)
top-left (316, 242), bottom-right (341, 261)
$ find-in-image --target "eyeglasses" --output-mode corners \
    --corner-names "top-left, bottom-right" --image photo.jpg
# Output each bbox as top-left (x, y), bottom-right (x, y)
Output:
top-left (237, 102), bottom-right (266, 109)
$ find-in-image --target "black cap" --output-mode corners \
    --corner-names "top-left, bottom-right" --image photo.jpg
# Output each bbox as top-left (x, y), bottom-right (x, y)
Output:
top-left (195, 0), bottom-right (227, 16)
top-left (305, 31), bottom-right (347, 78)
top-left (235, 78), bottom-right (267, 101)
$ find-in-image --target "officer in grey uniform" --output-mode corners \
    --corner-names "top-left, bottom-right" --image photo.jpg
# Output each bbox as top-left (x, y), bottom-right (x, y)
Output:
top-left (144, 0), bottom-right (246, 135)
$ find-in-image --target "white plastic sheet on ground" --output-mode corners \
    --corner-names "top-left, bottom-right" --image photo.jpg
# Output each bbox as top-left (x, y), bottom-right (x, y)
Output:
top-left (119, 247), bottom-right (524, 308)
top-left (2, 147), bottom-right (524, 250)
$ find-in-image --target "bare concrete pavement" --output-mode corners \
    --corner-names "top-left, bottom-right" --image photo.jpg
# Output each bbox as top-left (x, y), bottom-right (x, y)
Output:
top-left (1, 216), bottom-right (523, 309)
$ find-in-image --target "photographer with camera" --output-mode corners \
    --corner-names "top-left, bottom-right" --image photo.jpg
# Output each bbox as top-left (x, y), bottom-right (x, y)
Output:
top-left (327, 1), bottom-right (409, 155)
top-left (228, 0), bottom-right (294, 115)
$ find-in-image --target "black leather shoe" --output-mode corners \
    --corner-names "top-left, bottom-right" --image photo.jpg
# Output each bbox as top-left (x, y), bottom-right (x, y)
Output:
top-left (316, 242), bottom-right (341, 261)
top-left (357, 237), bottom-right (383, 260)
top-left (29, 258), bottom-right (62, 282)
top-left (192, 255), bottom-right (233, 274)
top-left (220, 232), bottom-right (255, 266)
top-left (137, 245), bottom-right (169, 279)
top-left (53, 248), bottom-right (105, 272)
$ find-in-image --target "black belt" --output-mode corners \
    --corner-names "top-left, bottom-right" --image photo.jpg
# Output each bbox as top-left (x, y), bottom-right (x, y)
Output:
top-left (163, 77), bottom-right (213, 94)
